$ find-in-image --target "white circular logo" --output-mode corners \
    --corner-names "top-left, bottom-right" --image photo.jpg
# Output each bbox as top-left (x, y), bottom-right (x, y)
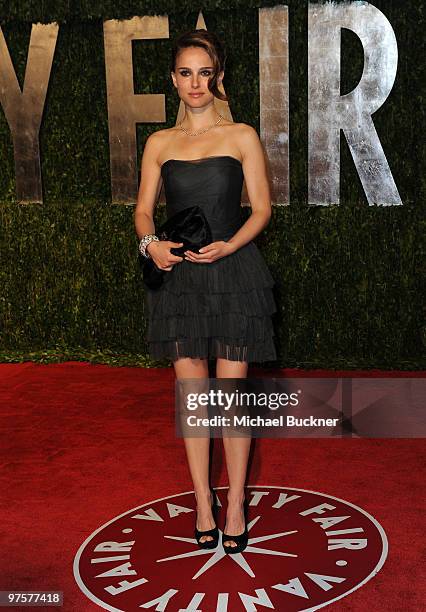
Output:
top-left (74, 486), bottom-right (388, 611)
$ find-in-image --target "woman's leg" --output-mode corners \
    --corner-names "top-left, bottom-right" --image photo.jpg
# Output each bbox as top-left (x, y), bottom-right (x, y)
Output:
top-left (216, 357), bottom-right (250, 549)
top-left (173, 356), bottom-right (215, 543)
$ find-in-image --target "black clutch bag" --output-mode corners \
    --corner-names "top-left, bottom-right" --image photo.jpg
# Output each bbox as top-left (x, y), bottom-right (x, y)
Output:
top-left (139, 205), bottom-right (212, 290)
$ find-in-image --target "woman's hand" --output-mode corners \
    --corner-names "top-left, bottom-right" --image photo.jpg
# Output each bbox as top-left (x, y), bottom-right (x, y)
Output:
top-left (184, 241), bottom-right (236, 264)
top-left (146, 240), bottom-right (184, 271)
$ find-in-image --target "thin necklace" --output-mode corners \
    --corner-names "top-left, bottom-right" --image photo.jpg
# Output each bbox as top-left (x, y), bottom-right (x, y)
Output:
top-left (178, 112), bottom-right (224, 136)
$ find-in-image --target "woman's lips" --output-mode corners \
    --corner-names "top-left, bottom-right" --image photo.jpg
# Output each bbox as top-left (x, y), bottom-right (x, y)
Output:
top-left (189, 93), bottom-right (204, 97)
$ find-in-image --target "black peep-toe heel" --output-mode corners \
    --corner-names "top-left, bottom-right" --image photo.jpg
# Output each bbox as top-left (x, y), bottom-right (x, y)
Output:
top-left (194, 492), bottom-right (219, 550)
top-left (222, 499), bottom-right (248, 555)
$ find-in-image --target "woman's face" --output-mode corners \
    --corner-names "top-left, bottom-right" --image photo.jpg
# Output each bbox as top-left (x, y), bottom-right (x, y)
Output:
top-left (171, 46), bottom-right (223, 106)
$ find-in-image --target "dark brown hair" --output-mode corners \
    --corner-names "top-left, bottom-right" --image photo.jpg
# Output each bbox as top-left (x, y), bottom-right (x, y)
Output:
top-left (171, 29), bottom-right (228, 102)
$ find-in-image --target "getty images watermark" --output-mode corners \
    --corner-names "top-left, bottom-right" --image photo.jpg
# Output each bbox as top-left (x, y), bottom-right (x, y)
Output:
top-left (175, 377), bottom-right (425, 438)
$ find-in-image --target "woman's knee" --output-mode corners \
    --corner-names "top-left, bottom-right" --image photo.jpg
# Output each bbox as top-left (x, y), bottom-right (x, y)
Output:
top-left (173, 356), bottom-right (209, 378)
top-left (216, 357), bottom-right (248, 378)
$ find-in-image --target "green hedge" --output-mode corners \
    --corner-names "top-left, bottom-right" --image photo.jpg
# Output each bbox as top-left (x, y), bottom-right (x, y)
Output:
top-left (0, 1), bottom-right (424, 368)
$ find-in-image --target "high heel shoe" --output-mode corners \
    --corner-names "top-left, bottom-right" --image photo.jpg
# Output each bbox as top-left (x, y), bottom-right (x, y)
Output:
top-left (194, 492), bottom-right (219, 550)
top-left (222, 499), bottom-right (248, 555)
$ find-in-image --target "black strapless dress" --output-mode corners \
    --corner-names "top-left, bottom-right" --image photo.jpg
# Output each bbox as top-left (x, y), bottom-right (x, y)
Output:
top-left (144, 155), bottom-right (277, 363)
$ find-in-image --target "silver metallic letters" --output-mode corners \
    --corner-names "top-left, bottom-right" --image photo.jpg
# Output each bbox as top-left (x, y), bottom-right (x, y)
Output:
top-left (308, 1), bottom-right (402, 206)
top-left (259, 6), bottom-right (289, 206)
top-left (0, 3), bottom-right (402, 206)
top-left (0, 22), bottom-right (58, 203)
top-left (103, 16), bottom-right (169, 203)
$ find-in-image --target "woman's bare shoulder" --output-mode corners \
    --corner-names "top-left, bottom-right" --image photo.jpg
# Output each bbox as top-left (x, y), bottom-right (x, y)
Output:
top-left (144, 128), bottom-right (180, 165)
top-left (148, 126), bottom-right (183, 148)
top-left (232, 121), bottom-right (258, 134)
top-left (147, 126), bottom-right (179, 142)
top-left (228, 123), bottom-right (260, 155)
top-left (227, 121), bottom-right (258, 144)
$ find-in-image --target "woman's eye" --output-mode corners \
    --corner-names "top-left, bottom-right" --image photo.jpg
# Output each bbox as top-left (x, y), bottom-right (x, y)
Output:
top-left (179, 70), bottom-right (212, 77)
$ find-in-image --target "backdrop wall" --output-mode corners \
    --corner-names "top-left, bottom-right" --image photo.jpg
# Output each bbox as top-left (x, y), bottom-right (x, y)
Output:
top-left (0, 0), bottom-right (424, 368)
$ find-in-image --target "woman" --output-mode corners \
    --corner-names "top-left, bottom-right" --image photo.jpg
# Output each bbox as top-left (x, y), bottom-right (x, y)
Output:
top-left (134, 29), bottom-right (277, 554)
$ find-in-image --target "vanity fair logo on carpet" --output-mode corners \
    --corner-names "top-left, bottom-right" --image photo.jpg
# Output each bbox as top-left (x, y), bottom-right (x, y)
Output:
top-left (73, 486), bottom-right (388, 611)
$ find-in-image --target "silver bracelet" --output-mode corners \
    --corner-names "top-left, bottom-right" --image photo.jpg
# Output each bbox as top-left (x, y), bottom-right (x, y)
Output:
top-left (139, 234), bottom-right (159, 259)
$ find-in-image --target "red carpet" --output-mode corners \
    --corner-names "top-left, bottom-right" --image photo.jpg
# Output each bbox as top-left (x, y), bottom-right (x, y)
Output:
top-left (0, 362), bottom-right (424, 611)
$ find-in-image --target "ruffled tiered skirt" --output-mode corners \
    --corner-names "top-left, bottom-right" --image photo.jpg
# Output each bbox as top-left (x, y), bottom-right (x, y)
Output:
top-left (144, 241), bottom-right (277, 363)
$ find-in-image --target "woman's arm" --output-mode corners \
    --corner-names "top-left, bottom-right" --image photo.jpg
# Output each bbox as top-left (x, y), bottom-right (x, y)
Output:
top-left (226, 124), bottom-right (272, 253)
top-left (134, 132), bottom-right (163, 241)
top-left (134, 132), bottom-right (183, 268)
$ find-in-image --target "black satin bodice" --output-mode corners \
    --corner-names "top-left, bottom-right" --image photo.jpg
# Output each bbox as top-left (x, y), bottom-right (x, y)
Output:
top-left (161, 155), bottom-right (244, 241)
